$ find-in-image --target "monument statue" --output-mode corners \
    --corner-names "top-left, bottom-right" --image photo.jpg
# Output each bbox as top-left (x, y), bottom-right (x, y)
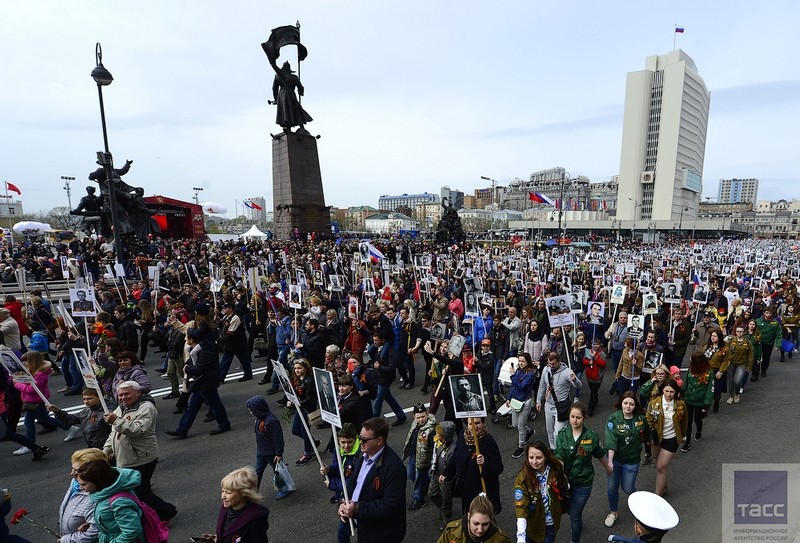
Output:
top-left (435, 197), bottom-right (466, 244)
top-left (83, 159), bottom-right (160, 240)
top-left (70, 186), bottom-right (104, 236)
top-left (272, 61), bottom-right (313, 130)
top-left (262, 24), bottom-right (331, 240)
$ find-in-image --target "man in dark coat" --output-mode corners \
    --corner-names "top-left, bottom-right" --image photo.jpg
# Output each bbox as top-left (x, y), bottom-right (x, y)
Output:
top-left (339, 417), bottom-right (406, 543)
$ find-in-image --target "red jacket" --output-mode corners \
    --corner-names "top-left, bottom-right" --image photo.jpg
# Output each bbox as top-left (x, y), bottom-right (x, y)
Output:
top-left (582, 349), bottom-right (607, 382)
top-left (4, 300), bottom-right (30, 336)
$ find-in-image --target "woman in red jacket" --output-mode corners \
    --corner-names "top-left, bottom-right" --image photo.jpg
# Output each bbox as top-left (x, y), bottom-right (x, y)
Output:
top-left (582, 337), bottom-right (607, 417)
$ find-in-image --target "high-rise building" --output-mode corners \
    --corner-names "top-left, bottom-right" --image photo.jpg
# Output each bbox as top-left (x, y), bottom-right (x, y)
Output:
top-left (718, 178), bottom-right (758, 205)
top-left (378, 192), bottom-right (439, 211)
top-left (246, 196), bottom-right (267, 222)
top-left (440, 186), bottom-right (464, 210)
top-left (616, 50), bottom-right (711, 222)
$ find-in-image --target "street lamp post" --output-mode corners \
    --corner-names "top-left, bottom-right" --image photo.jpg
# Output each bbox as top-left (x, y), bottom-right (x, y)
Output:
top-left (480, 175), bottom-right (497, 251)
top-left (628, 197), bottom-right (641, 241)
top-left (192, 187), bottom-right (204, 205)
top-left (678, 205), bottom-right (689, 236)
top-left (558, 172), bottom-right (570, 242)
top-left (91, 42), bottom-right (124, 263)
top-left (61, 176), bottom-right (75, 210)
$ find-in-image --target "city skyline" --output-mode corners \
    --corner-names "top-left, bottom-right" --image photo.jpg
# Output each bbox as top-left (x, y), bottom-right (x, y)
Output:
top-left (1, 2), bottom-right (798, 217)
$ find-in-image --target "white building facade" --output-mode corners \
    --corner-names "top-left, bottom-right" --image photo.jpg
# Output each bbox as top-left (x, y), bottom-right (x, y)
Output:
top-left (616, 50), bottom-right (710, 222)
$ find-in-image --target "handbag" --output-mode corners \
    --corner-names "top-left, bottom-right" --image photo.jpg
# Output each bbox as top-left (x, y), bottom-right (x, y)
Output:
top-left (450, 471), bottom-right (463, 497)
top-left (781, 338), bottom-right (795, 353)
top-left (273, 460), bottom-right (297, 493)
top-left (547, 371), bottom-right (571, 422)
top-left (509, 398), bottom-right (525, 412)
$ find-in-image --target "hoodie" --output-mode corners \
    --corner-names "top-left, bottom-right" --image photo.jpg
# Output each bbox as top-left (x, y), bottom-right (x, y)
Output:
top-left (430, 421), bottom-right (457, 477)
top-left (88, 468), bottom-right (144, 543)
top-left (246, 396), bottom-right (284, 458)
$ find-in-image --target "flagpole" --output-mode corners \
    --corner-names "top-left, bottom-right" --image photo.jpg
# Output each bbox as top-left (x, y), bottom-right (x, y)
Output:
top-left (673, 25), bottom-right (677, 50)
top-left (4, 183), bottom-right (12, 245)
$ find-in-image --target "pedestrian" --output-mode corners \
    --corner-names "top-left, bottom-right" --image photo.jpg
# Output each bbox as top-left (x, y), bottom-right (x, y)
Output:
top-left (321, 423), bottom-right (361, 543)
top-left (754, 308), bottom-right (780, 378)
top-left (0, 363), bottom-right (50, 460)
top-left (554, 401), bottom-right (609, 543)
top-left (609, 491), bottom-right (679, 542)
top-left (338, 417), bottom-right (407, 543)
top-left (287, 358), bottom-right (319, 466)
top-left (110, 352), bottom-right (151, 403)
top-left (102, 381), bottom-right (177, 522)
top-left (402, 404), bottom-right (437, 511)
top-left (218, 303), bottom-right (253, 382)
top-left (645, 379), bottom-right (687, 496)
top-left (536, 351), bottom-right (580, 450)
top-left (428, 421), bottom-right (457, 531)
top-left (680, 352), bottom-right (714, 453)
top-left (436, 494), bottom-right (511, 543)
top-left (508, 353), bottom-right (538, 459)
top-left (442, 417), bottom-right (504, 516)
top-left (725, 325), bottom-right (753, 405)
top-left (12, 351), bottom-right (72, 456)
top-left (368, 333), bottom-right (407, 427)
top-left (245, 395), bottom-right (287, 494)
top-left (58, 447), bottom-right (106, 543)
top-left (202, 467), bottom-right (270, 543)
top-left (48, 387), bottom-right (112, 448)
top-left (512, 440), bottom-right (570, 543)
top-left (615, 338), bottom-right (644, 397)
top-left (582, 337), bottom-right (607, 416)
top-left (604, 391), bottom-right (650, 529)
top-left (701, 329), bottom-right (730, 413)
top-left (76, 460), bottom-right (146, 543)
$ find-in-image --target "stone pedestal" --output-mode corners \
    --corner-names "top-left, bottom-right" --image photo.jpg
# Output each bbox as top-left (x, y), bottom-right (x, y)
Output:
top-left (271, 130), bottom-right (331, 240)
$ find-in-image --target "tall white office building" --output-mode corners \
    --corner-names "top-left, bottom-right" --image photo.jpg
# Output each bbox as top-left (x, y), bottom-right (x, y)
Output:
top-left (616, 50), bottom-right (711, 222)
top-left (718, 178), bottom-right (758, 205)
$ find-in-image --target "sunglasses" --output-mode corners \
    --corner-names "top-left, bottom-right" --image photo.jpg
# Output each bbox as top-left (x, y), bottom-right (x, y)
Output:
top-left (358, 434), bottom-right (380, 443)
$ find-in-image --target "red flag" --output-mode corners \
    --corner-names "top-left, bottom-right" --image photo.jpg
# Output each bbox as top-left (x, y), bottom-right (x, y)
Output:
top-left (5, 182), bottom-right (21, 195)
top-left (250, 201), bottom-right (263, 211)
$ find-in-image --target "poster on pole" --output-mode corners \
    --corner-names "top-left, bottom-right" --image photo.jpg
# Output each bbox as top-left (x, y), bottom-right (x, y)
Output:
top-left (627, 314), bottom-right (644, 341)
top-left (271, 359), bottom-right (299, 405)
top-left (313, 367), bottom-right (341, 428)
top-left (288, 284), bottom-right (302, 309)
top-left (0, 350), bottom-right (49, 406)
top-left (69, 288), bottom-right (97, 318)
top-left (663, 282), bottom-right (682, 305)
top-left (73, 348), bottom-right (110, 412)
top-left (545, 294), bottom-right (574, 328)
top-left (642, 293), bottom-right (659, 316)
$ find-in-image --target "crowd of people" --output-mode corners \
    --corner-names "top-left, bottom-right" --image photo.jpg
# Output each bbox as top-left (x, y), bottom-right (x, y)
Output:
top-left (1, 233), bottom-right (797, 542)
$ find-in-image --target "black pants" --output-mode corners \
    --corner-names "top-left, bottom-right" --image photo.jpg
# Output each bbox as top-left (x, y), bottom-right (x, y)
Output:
top-left (587, 382), bottom-right (601, 413)
top-left (685, 404), bottom-right (704, 445)
top-left (131, 459), bottom-right (176, 521)
top-left (760, 344), bottom-right (774, 375)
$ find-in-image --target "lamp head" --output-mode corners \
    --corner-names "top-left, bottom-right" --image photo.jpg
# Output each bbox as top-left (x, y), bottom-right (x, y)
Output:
top-left (92, 43), bottom-right (113, 86)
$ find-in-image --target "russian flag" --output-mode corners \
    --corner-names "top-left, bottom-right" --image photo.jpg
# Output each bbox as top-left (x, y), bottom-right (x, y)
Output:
top-left (364, 241), bottom-right (384, 263)
top-left (242, 201), bottom-right (253, 209)
top-left (692, 269), bottom-right (700, 286)
top-left (250, 201), bottom-right (263, 211)
top-left (529, 192), bottom-right (555, 206)
top-left (675, 27), bottom-right (684, 33)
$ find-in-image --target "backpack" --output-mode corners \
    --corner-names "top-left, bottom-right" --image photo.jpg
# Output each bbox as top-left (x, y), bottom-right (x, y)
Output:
top-left (109, 492), bottom-right (169, 543)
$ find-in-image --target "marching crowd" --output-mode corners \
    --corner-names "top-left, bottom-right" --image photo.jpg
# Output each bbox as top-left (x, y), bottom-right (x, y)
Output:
top-left (1, 234), bottom-right (798, 543)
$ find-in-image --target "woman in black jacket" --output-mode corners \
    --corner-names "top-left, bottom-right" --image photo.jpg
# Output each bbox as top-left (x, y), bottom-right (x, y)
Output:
top-left (441, 417), bottom-right (504, 516)
top-left (203, 467), bottom-right (270, 543)
top-left (287, 358), bottom-right (318, 466)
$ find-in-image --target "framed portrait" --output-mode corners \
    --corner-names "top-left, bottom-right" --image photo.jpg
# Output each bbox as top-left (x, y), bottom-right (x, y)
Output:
top-left (449, 374), bottom-right (487, 419)
top-left (272, 360), bottom-right (299, 405)
top-left (313, 367), bottom-right (341, 427)
top-left (545, 294), bottom-right (574, 328)
top-left (69, 288), bottom-right (97, 318)
top-left (288, 284), bottom-right (303, 309)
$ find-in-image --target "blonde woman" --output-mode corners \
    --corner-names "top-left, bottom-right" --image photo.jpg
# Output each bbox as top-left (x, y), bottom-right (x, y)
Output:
top-left (203, 467), bottom-right (270, 543)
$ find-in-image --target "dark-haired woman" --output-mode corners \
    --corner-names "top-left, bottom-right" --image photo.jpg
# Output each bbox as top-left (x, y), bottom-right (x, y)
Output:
top-left (554, 401), bottom-right (608, 543)
top-left (287, 358), bottom-right (318, 466)
top-left (702, 329), bottom-right (730, 413)
top-left (603, 391), bottom-right (650, 529)
top-left (681, 352), bottom-right (714, 452)
top-left (507, 353), bottom-right (538, 460)
top-left (743, 320), bottom-right (761, 391)
top-left (513, 440), bottom-right (569, 543)
top-left (110, 352), bottom-right (151, 403)
top-left (645, 380), bottom-right (687, 496)
top-left (436, 495), bottom-right (511, 543)
top-left (77, 460), bottom-right (145, 543)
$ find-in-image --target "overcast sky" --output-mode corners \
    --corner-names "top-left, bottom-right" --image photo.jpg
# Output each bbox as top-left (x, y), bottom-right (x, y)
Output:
top-left (1, 1), bottom-right (798, 217)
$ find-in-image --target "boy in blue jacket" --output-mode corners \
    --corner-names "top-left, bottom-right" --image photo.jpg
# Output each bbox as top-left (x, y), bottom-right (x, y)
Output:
top-left (246, 395), bottom-right (288, 497)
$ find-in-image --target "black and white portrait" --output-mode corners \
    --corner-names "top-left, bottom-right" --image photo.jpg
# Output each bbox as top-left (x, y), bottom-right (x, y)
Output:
top-left (449, 373), bottom-right (487, 418)
top-left (314, 367), bottom-right (340, 427)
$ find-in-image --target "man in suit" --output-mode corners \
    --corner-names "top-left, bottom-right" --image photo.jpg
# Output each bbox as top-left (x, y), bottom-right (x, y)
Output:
top-left (338, 417), bottom-right (406, 543)
top-left (72, 289), bottom-right (93, 312)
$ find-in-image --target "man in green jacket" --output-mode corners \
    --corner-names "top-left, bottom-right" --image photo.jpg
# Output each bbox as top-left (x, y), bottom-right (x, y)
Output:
top-left (754, 308), bottom-right (781, 379)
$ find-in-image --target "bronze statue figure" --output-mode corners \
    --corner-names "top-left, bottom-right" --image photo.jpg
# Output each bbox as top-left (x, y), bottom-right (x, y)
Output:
top-left (435, 197), bottom-right (466, 244)
top-left (70, 186), bottom-right (104, 236)
top-left (272, 62), bottom-right (313, 130)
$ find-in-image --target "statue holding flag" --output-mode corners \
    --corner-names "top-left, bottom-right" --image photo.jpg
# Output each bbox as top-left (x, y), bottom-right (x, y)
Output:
top-left (262, 24), bottom-right (313, 131)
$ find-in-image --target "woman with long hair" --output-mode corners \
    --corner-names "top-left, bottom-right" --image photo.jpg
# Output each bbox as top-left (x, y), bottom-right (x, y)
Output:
top-left (645, 379), bottom-right (687, 496)
top-left (603, 391), bottom-right (650, 529)
top-left (513, 440), bottom-right (569, 543)
top-left (522, 320), bottom-right (548, 366)
top-left (554, 401), bottom-right (609, 543)
top-left (110, 351), bottom-right (152, 402)
top-left (581, 337), bottom-right (607, 416)
top-left (507, 353), bottom-right (538, 459)
top-left (441, 417), bottom-right (503, 516)
top-left (287, 358), bottom-right (318, 466)
top-left (680, 352), bottom-right (714, 452)
top-left (702, 329), bottom-right (730, 413)
top-left (437, 494), bottom-right (511, 543)
top-left (743, 319), bottom-right (762, 390)
top-left (202, 467), bottom-right (270, 543)
top-left (531, 298), bottom-right (551, 336)
top-left (615, 337), bottom-right (644, 396)
top-left (77, 459), bottom-right (145, 543)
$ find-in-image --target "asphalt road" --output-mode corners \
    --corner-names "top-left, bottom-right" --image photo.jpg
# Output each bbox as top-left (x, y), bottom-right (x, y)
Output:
top-left (4, 350), bottom-right (799, 542)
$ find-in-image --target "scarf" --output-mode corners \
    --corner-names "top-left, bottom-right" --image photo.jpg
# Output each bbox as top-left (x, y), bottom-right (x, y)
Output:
top-left (463, 424), bottom-right (488, 446)
top-left (527, 326), bottom-right (545, 343)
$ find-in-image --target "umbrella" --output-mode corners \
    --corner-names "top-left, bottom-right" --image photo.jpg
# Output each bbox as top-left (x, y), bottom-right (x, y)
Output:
top-left (201, 201), bottom-right (227, 214)
top-left (12, 221), bottom-right (51, 237)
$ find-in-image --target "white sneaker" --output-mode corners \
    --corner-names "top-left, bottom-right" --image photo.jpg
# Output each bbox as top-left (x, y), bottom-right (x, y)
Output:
top-left (13, 447), bottom-right (32, 456)
top-left (604, 512), bottom-right (617, 527)
top-left (64, 425), bottom-right (82, 442)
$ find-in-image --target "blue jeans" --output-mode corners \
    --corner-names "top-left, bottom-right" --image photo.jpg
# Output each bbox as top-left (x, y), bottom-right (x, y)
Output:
top-left (24, 404), bottom-right (69, 443)
top-left (61, 355), bottom-right (84, 392)
top-left (617, 377), bottom-right (640, 398)
top-left (406, 456), bottom-right (431, 503)
top-left (568, 484), bottom-right (592, 543)
top-left (254, 454), bottom-right (276, 490)
top-left (610, 349), bottom-right (623, 373)
top-left (607, 460), bottom-right (639, 512)
top-left (493, 358), bottom-right (503, 395)
top-left (218, 349), bottom-right (252, 381)
top-left (372, 384), bottom-right (405, 419)
top-left (176, 389), bottom-right (231, 435)
top-left (573, 370), bottom-right (583, 399)
top-left (291, 409), bottom-right (314, 456)
top-left (525, 525), bottom-right (555, 543)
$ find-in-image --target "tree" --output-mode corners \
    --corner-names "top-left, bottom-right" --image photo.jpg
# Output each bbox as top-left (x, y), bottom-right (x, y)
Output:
top-left (460, 217), bottom-right (491, 233)
top-left (29, 207), bottom-right (80, 230)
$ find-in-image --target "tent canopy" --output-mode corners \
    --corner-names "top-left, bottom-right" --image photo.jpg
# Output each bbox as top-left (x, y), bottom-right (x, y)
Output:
top-left (240, 225), bottom-right (268, 240)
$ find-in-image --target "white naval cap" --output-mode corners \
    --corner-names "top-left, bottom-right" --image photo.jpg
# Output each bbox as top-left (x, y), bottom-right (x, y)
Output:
top-left (628, 491), bottom-right (679, 531)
